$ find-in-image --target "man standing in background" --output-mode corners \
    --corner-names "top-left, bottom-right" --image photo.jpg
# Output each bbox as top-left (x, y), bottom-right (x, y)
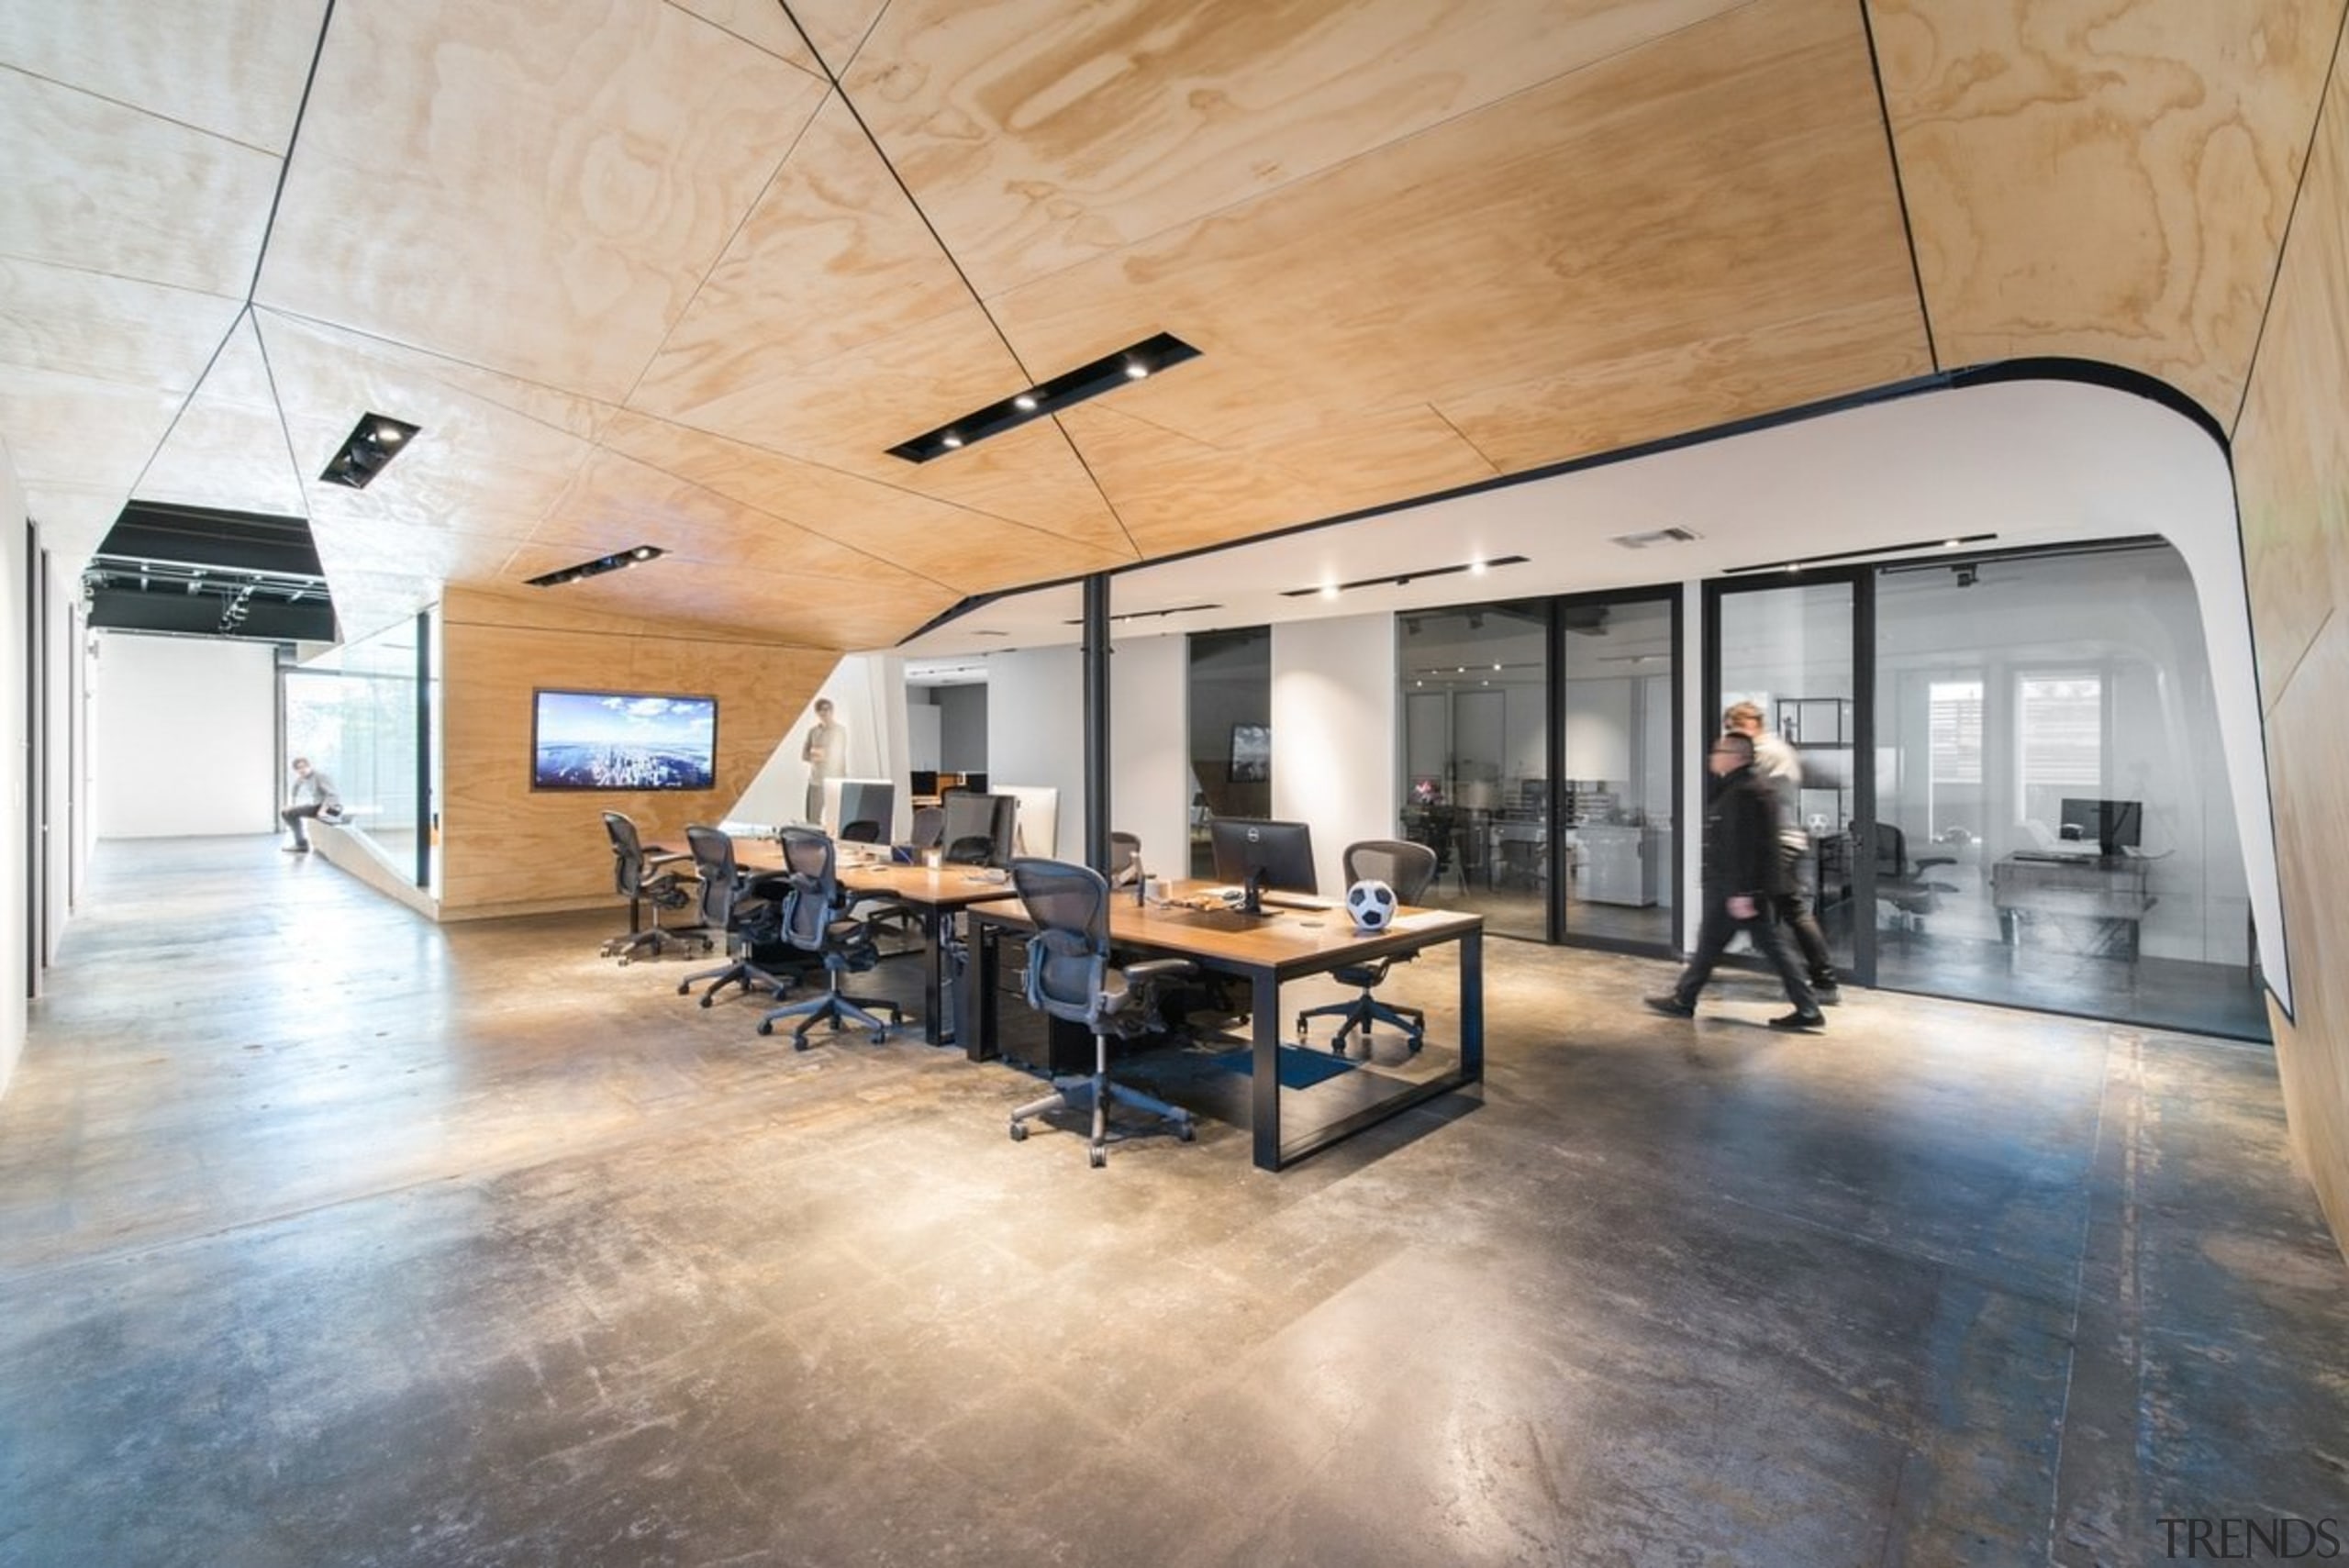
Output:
top-left (1725, 700), bottom-right (1842, 1005)
top-left (801, 696), bottom-right (846, 825)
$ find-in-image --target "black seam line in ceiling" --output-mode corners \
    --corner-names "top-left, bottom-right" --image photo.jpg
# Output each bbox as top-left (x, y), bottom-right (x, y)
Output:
top-left (772, 4), bottom-right (1149, 563)
top-left (126, 1), bottom-right (341, 509)
top-left (1856, 0), bottom-right (1938, 372)
top-left (2231, 0), bottom-right (2349, 437)
top-left (893, 356), bottom-right (2227, 647)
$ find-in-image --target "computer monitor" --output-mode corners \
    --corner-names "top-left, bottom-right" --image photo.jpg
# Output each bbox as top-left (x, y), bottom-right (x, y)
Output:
top-left (2059, 797), bottom-right (2143, 853)
top-left (1208, 817), bottom-right (1318, 895)
top-left (941, 791), bottom-right (1017, 866)
top-left (909, 769), bottom-right (939, 797)
top-left (835, 779), bottom-right (895, 840)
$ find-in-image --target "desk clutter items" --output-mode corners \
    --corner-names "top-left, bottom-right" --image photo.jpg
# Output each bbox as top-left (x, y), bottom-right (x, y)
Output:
top-left (1345, 878), bottom-right (1397, 933)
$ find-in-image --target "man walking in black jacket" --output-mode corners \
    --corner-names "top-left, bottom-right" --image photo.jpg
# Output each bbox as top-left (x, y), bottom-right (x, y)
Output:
top-left (1647, 731), bottom-right (1826, 1031)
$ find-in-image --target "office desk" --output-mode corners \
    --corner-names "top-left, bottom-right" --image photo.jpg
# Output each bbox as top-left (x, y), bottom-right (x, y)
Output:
top-left (960, 886), bottom-right (1483, 1172)
top-left (1991, 852), bottom-right (2155, 959)
top-left (732, 840), bottom-right (1017, 1045)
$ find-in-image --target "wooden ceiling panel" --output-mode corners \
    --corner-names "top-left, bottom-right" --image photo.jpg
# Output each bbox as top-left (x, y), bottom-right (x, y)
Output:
top-left (993, 0), bottom-right (1926, 470)
top-left (526, 447), bottom-right (945, 595)
top-left (670, 0), bottom-right (825, 73)
top-left (598, 411), bottom-right (1135, 590)
top-left (138, 317), bottom-right (307, 516)
top-left (0, 259), bottom-right (240, 393)
top-left (497, 546), bottom-right (953, 649)
top-left (785, 0), bottom-right (891, 74)
top-left (0, 69), bottom-right (279, 297)
top-left (847, 0), bottom-right (1748, 297)
top-left (255, 0), bottom-right (827, 401)
top-left (0, 0), bottom-right (325, 152)
top-left (0, 369), bottom-right (184, 497)
top-left (638, 302), bottom-right (1130, 548)
top-left (1440, 295), bottom-right (1932, 474)
top-left (1874, 0), bottom-right (2341, 424)
top-left (631, 95), bottom-right (977, 411)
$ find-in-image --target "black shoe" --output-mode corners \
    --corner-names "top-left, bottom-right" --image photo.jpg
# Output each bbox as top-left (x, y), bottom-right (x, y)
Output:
top-left (1812, 984), bottom-right (1842, 1006)
top-left (1644, 995), bottom-right (1695, 1018)
top-left (282, 843), bottom-right (307, 853)
top-left (1768, 1010), bottom-right (1825, 1032)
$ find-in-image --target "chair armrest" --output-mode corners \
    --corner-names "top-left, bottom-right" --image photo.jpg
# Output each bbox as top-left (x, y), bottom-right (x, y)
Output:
top-left (1122, 957), bottom-right (1196, 986)
top-left (646, 849), bottom-right (690, 869)
top-left (1915, 855), bottom-right (1956, 873)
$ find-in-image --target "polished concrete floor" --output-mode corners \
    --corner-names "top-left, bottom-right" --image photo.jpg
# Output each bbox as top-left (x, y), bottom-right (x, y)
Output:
top-left (4, 838), bottom-right (2346, 1567)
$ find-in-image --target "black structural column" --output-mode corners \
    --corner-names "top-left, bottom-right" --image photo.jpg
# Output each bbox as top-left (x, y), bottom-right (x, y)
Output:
top-left (1082, 572), bottom-right (1110, 873)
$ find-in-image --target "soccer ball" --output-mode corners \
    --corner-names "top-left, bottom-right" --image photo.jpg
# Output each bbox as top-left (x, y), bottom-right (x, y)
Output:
top-left (1345, 878), bottom-right (1397, 933)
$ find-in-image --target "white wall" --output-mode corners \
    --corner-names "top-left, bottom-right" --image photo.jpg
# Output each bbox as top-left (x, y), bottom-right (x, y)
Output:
top-left (1110, 632), bottom-right (1188, 882)
top-left (1272, 612), bottom-right (1399, 896)
top-left (0, 439), bottom-right (28, 1095)
top-left (730, 652), bottom-right (911, 836)
top-left (906, 695), bottom-right (941, 770)
top-left (92, 632), bottom-right (278, 838)
top-left (986, 645), bottom-right (1085, 858)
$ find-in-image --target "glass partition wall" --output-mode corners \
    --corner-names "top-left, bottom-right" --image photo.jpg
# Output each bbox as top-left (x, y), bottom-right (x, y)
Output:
top-left (1706, 541), bottom-right (2264, 1041)
top-left (1869, 542), bottom-right (2259, 1038)
top-left (1187, 627), bottom-right (1271, 878)
top-left (1397, 589), bottom-right (1682, 953)
top-left (283, 609), bottom-right (438, 888)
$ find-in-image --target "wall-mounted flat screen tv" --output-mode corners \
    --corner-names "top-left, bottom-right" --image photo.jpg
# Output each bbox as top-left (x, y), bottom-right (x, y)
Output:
top-left (531, 689), bottom-right (718, 792)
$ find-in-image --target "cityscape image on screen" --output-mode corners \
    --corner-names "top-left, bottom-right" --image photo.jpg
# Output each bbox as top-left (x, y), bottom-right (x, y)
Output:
top-left (531, 689), bottom-right (718, 791)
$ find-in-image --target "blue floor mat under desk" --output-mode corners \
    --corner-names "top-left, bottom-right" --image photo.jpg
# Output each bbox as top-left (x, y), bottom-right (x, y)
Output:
top-left (1201, 1044), bottom-right (1358, 1089)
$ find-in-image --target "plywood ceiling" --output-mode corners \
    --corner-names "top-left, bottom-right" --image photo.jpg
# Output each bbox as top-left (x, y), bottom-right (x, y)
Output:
top-left (0, 0), bottom-right (2337, 649)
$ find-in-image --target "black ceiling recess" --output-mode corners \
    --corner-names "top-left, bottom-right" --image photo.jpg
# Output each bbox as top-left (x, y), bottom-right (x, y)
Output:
top-left (83, 502), bottom-right (339, 642)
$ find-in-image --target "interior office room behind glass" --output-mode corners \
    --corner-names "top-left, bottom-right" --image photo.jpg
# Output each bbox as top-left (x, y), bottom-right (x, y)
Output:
top-left (1715, 539), bottom-right (2261, 1041)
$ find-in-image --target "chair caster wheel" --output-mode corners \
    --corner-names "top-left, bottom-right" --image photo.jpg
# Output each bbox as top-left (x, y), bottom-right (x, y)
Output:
top-left (757, 1020), bottom-right (773, 1036)
top-left (1008, 1122), bottom-right (1028, 1141)
top-left (699, 995), bottom-right (715, 1009)
top-left (616, 956), bottom-right (630, 967)
top-left (870, 1030), bottom-right (885, 1044)
top-left (1178, 1122), bottom-right (1196, 1143)
top-left (794, 1038), bottom-right (812, 1052)
top-left (676, 981), bottom-right (691, 996)
top-left (1088, 1147), bottom-right (1106, 1168)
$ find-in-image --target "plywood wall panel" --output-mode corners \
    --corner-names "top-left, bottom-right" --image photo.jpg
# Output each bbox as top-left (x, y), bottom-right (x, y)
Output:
top-left (439, 594), bottom-right (840, 916)
top-left (1876, 0), bottom-right (2342, 424)
top-left (2233, 49), bottom-right (2349, 1255)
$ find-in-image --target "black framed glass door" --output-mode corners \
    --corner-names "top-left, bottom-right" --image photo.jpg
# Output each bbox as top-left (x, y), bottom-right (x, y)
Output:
top-left (1553, 588), bottom-right (1682, 952)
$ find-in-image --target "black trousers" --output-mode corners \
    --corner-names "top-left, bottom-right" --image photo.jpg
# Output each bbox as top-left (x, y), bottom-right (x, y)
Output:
top-left (1673, 895), bottom-right (1821, 1016)
top-left (282, 802), bottom-right (323, 845)
top-left (1773, 840), bottom-right (1839, 987)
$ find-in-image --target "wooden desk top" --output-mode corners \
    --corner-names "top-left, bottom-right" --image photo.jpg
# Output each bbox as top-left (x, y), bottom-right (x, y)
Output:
top-left (729, 837), bottom-right (1020, 908)
top-left (968, 880), bottom-right (1480, 979)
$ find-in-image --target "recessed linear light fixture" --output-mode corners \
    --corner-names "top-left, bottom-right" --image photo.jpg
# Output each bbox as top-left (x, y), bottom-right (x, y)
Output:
top-left (1725, 532), bottom-right (1997, 575)
top-left (887, 331), bottom-right (1201, 463)
top-left (525, 544), bottom-right (666, 588)
top-left (1060, 601), bottom-right (1221, 627)
top-left (1609, 526), bottom-right (1701, 549)
top-left (319, 412), bottom-right (421, 489)
top-left (1277, 553), bottom-right (1530, 598)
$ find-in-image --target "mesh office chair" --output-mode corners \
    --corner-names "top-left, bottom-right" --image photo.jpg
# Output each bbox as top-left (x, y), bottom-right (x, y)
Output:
top-left (1108, 831), bottom-right (1144, 887)
top-left (1295, 840), bottom-right (1438, 1058)
top-left (941, 792), bottom-right (1017, 867)
top-left (599, 812), bottom-right (710, 963)
top-left (1006, 858), bottom-right (1197, 1167)
top-left (674, 826), bottom-right (795, 1006)
top-left (758, 828), bottom-right (904, 1047)
top-left (1874, 822), bottom-right (1958, 935)
top-left (907, 805), bottom-right (946, 851)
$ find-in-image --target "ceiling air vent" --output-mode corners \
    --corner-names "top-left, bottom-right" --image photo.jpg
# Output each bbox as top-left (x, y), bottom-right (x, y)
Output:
top-left (1609, 527), bottom-right (1700, 549)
